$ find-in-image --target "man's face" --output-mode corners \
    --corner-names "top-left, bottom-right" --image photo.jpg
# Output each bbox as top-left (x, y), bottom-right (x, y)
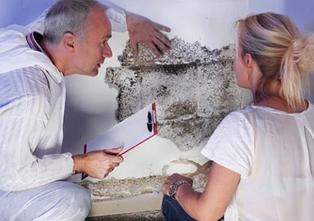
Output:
top-left (72, 7), bottom-right (112, 77)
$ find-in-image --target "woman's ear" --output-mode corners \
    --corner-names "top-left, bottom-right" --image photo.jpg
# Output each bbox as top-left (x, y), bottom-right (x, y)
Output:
top-left (244, 53), bottom-right (254, 85)
top-left (244, 53), bottom-right (253, 70)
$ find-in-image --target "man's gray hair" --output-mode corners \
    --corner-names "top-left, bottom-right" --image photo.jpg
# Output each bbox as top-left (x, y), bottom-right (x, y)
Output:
top-left (44, 0), bottom-right (107, 44)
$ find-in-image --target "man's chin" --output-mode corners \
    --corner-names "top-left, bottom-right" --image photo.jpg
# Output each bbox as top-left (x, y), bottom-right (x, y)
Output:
top-left (89, 69), bottom-right (99, 77)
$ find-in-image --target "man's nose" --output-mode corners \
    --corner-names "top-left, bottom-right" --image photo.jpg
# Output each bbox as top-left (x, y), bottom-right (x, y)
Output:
top-left (103, 44), bottom-right (112, 58)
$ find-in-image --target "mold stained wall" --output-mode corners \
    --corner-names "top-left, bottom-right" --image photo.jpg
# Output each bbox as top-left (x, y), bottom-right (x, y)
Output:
top-left (66, 0), bottom-right (250, 183)
top-left (1, 0), bottom-right (314, 183)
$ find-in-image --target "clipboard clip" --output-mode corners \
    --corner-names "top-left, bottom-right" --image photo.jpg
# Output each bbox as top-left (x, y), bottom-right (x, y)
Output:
top-left (147, 110), bottom-right (155, 132)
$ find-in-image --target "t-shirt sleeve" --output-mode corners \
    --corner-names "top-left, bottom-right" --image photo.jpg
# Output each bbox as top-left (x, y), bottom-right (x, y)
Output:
top-left (201, 111), bottom-right (254, 177)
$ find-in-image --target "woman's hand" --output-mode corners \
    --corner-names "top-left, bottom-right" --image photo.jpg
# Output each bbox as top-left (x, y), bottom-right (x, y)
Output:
top-left (162, 173), bottom-right (193, 196)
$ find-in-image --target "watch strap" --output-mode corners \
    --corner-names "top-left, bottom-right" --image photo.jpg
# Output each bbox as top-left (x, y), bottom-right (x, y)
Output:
top-left (169, 180), bottom-right (191, 199)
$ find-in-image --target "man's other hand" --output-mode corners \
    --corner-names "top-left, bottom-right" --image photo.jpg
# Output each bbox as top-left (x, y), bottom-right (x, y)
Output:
top-left (72, 146), bottom-right (124, 179)
top-left (126, 12), bottom-right (171, 58)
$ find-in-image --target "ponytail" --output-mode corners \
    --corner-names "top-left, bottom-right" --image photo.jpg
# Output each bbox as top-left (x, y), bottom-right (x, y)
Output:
top-left (280, 35), bottom-right (314, 108)
top-left (237, 12), bottom-right (314, 109)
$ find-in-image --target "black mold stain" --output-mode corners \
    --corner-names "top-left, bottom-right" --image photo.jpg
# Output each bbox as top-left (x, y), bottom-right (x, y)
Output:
top-left (105, 37), bottom-right (242, 151)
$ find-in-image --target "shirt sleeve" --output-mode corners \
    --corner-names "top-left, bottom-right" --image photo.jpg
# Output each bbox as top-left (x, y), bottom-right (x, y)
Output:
top-left (106, 7), bottom-right (127, 32)
top-left (201, 111), bottom-right (255, 177)
top-left (26, 3), bottom-right (127, 33)
top-left (0, 68), bottom-right (73, 191)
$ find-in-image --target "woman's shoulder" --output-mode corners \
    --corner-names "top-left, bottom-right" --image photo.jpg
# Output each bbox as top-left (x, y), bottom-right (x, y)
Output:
top-left (224, 106), bottom-right (257, 122)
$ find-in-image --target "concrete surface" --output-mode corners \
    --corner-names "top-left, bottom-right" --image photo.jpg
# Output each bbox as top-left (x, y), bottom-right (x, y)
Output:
top-left (86, 210), bottom-right (225, 221)
top-left (86, 210), bottom-right (165, 221)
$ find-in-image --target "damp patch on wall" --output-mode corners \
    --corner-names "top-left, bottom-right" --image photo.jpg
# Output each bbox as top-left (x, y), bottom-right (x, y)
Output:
top-left (105, 37), bottom-right (242, 151)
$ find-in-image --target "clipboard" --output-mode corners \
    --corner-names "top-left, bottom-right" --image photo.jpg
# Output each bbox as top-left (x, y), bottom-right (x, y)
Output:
top-left (81, 103), bottom-right (158, 180)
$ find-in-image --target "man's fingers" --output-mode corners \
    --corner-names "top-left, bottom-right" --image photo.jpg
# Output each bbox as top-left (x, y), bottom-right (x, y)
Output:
top-left (147, 42), bottom-right (162, 58)
top-left (128, 28), bottom-right (170, 58)
top-left (154, 32), bottom-right (171, 49)
top-left (104, 146), bottom-right (123, 155)
top-left (130, 39), bottom-right (139, 58)
top-left (153, 38), bottom-right (170, 54)
top-left (152, 22), bottom-right (171, 33)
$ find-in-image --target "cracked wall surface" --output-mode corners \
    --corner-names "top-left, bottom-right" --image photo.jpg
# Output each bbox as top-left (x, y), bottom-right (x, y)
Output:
top-left (106, 37), bottom-right (242, 151)
top-left (81, 160), bottom-right (212, 201)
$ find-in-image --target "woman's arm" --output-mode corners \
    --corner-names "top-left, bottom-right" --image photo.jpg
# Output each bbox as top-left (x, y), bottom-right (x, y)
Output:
top-left (163, 162), bottom-right (240, 221)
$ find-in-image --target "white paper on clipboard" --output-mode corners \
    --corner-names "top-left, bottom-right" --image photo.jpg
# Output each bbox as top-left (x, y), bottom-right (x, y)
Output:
top-left (81, 103), bottom-right (158, 180)
top-left (83, 103), bottom-right (158, 156)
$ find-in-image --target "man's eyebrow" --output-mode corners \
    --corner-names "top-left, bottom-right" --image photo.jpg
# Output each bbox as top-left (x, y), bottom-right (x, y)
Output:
top-left (105, 34), bottom-right (112, 39)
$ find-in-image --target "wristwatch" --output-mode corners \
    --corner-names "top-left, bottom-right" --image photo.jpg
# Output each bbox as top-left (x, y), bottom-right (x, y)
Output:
top-left (168, 180), bottom-right (191, 199)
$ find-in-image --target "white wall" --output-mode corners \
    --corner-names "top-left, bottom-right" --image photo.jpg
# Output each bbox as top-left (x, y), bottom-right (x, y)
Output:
top-left (1, 0), bottom-right (314, 182)
top-left (249, 0), bottom-right (314, 32)
top-left (0, 0), bottom-right (57, 27)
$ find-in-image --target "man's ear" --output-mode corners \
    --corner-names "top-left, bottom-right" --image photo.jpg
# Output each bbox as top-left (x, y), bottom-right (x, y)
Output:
top-left (63, 32), bottom-right (76, 52)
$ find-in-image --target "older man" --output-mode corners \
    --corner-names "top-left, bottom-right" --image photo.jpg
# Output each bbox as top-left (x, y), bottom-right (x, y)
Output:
top-left (0, 0), bottom-right (170, 220)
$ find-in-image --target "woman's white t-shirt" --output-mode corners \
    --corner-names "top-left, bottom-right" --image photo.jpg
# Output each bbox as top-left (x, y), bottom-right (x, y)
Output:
top-left (201, 102), bottom-right (314, 221)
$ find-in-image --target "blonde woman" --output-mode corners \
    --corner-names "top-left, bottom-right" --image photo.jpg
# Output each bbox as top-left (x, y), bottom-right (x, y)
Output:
top-left (162, 12), bottom-right (314, 221)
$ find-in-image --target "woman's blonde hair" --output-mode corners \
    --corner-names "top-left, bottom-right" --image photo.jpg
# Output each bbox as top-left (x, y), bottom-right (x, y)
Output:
top-left (236, 12), bottom-right (314, 108)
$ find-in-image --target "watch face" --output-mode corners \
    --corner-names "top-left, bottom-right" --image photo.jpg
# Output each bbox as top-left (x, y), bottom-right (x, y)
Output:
top-left (169, 183), bottom-right (176, 197)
